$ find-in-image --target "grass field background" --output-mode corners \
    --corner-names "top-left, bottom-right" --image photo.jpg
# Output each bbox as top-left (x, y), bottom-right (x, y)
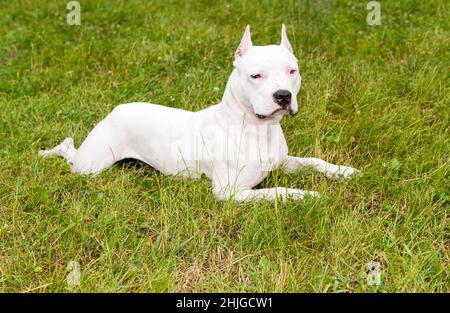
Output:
top-left (0, 0), bottom-right (448, 292)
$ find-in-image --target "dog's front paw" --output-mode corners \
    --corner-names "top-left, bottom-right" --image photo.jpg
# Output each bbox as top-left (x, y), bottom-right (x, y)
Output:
top-left (328, 165), bottom-right (361, 179)
top-left (305, 190), bottom-right (321, 198)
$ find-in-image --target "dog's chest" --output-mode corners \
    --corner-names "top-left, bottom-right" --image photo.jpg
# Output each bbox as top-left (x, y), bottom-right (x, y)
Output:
top-left (238, 123), bottom-right (288, 171)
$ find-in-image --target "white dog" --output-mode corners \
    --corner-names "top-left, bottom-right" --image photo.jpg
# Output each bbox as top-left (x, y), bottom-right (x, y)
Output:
top-left (40, 25), bottom-right (359, 202)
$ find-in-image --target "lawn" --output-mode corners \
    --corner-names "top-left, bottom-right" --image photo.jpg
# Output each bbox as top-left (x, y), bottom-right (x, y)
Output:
top-left (0, 0), bottom-right (448, 292)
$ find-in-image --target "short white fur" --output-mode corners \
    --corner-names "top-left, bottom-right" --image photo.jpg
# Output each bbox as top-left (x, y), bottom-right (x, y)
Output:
top-left (40, 25), bottom-right (359, 202)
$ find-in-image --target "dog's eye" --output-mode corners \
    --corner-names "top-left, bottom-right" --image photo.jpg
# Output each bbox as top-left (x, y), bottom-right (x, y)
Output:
top-left (289, 69), bottom-right (297, 75)
top-left (250, 74), bottom-right (261, 79)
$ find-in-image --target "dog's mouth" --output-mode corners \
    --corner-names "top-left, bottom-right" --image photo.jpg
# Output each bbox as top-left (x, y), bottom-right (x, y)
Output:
top-left (255, 108), bottom-right (296, 119)
top-left (256, 114), bottom-right (267, 119)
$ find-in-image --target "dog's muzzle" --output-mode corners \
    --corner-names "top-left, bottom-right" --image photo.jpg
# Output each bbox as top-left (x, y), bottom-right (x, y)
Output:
top-left (273, 89), bottom-right (292, 108)
top-left (255, 107), bottom-right (296, 119)
top-left (254, 89), bottom-right (296, 119)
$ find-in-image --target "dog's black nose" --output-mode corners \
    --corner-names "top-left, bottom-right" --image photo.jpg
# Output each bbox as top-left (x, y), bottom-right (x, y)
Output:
top-left (273, 89), bottom-right (292, 107)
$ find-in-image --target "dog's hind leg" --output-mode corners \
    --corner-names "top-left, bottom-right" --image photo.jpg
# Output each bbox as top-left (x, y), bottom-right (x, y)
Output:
top-left (40, 119), bottom-right (128, 175)
top-left (68, 119), bottom-right (129, 175)
top-left (39, 137), bottom-right (77, 164)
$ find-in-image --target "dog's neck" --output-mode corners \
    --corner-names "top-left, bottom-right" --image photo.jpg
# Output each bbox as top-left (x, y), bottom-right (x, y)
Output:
top-left (216, 69), bottom-right (282, 127)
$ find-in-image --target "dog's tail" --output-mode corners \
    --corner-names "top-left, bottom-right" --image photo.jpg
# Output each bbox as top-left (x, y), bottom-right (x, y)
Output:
top-left (39, 137), bottom-right (76, 164)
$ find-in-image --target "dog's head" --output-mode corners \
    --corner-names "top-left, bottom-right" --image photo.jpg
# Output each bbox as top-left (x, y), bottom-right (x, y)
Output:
top-left (233, 25), bottom-right (301, 120)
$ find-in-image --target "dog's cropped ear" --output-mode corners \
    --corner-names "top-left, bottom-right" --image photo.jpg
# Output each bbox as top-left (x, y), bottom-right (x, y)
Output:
top-left (235, 25), bottom-right (252, 62)
top-left (280, 24), bottom-right (293, 53)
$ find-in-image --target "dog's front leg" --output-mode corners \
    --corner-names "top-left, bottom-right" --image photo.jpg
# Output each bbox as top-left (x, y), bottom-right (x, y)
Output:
top-left (213, 186), bottom-right (319, 202)
top-left (282, 156), bottom-right (360, 179)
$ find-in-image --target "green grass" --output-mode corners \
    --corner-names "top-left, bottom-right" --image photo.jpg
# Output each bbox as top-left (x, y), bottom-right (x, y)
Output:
top-left (0, 0), bottom-right (448, 292)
